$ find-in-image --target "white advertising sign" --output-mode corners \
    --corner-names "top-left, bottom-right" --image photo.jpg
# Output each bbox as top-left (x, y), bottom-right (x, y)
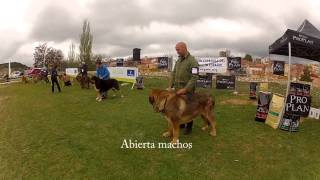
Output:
top-left (197, 57), bottom-right (228, 74)
top-left (108, 67), bottom-right (139, 83)
top-left (65, 68), bottom-right (79, 76)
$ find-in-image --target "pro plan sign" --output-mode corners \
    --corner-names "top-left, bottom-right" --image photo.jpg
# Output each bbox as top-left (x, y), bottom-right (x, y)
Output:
top-left (158, 57), bottom-right (169, 69)
top-left (227, 57), bottom-right (241, 70)
top-left (116, 58), bottom-right (124, 67)
top-left (285, 82), bottom-right (311, 117)
top-left (216, 75), bottom-right (235, 89)
top-left (196, 74), bottom-right (212, 88)
top-left (285, 94), bottom-right (311, 117)
top-left (273, 61), bottom-right (285, 76)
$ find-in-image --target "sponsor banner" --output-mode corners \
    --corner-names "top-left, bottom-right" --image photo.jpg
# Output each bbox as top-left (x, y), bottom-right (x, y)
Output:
top-left (308, 107), bottom-right (320, 120)
top-left (227, 57), bottom-right (241, 70)
top-left (273, 61), bottom-right (285, 76)
top-left (289, 82), bottom-right (311, 96)
top-left (216, 75), bottom-right (235, 89)
top-left (196, 74), bottom-right (212, 88)
top-left (285, 82), bottom-right (311, 117)
top-left (158, 57), bottom-right (169, 69)
top-left (197, 57), bottom-right (228, 74)
top-left (109, 67), bottom-right (139, 83)
top-left (65, 68), bottom-right (79, 77)
top-left (116, 58), bottom-right (124, 67)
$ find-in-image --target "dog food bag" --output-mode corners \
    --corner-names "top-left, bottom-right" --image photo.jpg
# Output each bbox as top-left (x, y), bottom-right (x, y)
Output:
top-left (265, 94), bottom-right (285, 129)
top-left (279, 114), bottom-right (301, 132)
top-left (255, 91), bottom-right (272, 122)
top-left (249, 82), bottom-right (258, 99)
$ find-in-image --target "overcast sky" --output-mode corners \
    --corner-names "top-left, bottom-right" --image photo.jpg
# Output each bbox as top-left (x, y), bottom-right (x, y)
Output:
top-left (0, 0), bottom-right (319, 65)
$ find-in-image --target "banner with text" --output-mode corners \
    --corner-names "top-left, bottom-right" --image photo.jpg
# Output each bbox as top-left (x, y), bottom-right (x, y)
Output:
top-left (196, 57), bottom-right (228, 74)
top-left (109, 67), bottom-right (139, 83)
top-left (285, 82), bottom-right (311, 117)
top-left (196, 74), bottom-right (213, 88)
top-left (216, 75), bottom-right (235, 89)
top-left (65, 68), bottom-right (79, 77)
top-left (227, 57), bottom-right (241, 70)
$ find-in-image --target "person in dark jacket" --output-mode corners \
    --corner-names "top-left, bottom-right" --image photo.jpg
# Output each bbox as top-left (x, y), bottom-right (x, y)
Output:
top-left (51, 65), bottom-right (61, 93)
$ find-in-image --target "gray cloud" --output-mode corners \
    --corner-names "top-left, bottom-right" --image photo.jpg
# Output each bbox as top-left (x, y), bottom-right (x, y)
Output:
top-left (1, 0), bottom-right (320, 65)
top-left (30, 4), bottom-right (81, 42)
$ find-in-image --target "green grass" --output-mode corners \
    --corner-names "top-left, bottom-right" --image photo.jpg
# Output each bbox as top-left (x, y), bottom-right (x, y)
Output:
top-left (0, 78), bottom-right (320, 179)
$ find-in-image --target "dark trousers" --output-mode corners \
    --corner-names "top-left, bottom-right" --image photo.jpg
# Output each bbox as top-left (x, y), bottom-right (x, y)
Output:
top-left (51, 78), bottom-right (61, 92)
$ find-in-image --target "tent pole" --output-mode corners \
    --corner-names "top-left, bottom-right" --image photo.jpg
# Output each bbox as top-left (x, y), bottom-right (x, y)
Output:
top-left (286, 42), bottom-right (292, 95)
top-left (8, 59), bottom-right (11, 78)
top-left (278, 42), bottom-right (292, 128)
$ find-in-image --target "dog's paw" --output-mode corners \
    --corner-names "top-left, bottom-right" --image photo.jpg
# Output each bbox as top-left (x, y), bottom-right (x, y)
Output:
top-left (201, 126), bottom-right (209, 131)
top-left (170, 139), bottom-right (179, 144)
top-left (210, 131), bottom-right (217, 136)
top-left (95, 97), bottom-right (99, 101)
top-left (97, 98), bottom-right (102, 102)
top-left (162, 131), bottom-right (171, 137)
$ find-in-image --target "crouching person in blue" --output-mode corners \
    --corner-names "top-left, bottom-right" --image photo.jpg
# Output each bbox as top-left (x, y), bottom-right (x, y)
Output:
top-left (96, 58), bottom-right (110, 99)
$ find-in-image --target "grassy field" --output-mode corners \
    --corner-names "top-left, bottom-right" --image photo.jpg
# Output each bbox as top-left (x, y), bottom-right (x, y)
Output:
top-left (0, 78), bottom-right (320, 179)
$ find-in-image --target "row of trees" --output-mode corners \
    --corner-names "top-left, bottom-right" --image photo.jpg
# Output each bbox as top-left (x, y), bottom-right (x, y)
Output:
top-left (33, 20), bottom-right (96, 70)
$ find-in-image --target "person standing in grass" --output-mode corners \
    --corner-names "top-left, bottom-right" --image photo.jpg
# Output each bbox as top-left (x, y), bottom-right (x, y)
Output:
top-left (51, 65), bottom-right (61, 93)
top-left (96, 57), bottom-right (110, 98)
top-left (168, 42), bottom-right (199, 135)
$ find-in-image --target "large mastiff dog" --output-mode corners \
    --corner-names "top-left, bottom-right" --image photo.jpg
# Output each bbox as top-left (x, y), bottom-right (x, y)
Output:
top-left (149, 89), bottom-right (217, 143)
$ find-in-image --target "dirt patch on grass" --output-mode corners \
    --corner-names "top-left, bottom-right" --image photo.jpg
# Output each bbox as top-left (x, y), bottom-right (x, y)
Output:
top-left (0, 96), bottom-right (9, 102)
top-left (220, 99), bottom-right (257, 105)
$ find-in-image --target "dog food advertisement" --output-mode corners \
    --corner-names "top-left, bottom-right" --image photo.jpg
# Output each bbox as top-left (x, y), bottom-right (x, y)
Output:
top-left (216, 75), bottom-right (235, 89)
top-left (285, 82), bottom-right (311, 117)
top-left (196, 74), bottom-right (213, 88)
top-left (1, 1), bottom-right (320, 179)
top-left (227, 57), bottom-right (241, 70)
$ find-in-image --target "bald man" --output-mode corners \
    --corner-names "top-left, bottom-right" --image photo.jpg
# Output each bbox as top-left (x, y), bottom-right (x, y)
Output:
top-left (168, 42), bottom-right (199, 135)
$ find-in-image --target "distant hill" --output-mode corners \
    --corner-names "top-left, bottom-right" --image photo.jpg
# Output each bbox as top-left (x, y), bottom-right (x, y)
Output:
top-left (0, 62), bottom-right (29, 75)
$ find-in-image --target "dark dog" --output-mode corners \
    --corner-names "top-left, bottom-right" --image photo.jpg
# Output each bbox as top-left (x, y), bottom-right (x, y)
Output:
top-left (149, 89), bottom-right (217, 143)
top-left (76, 74), bottom-right (90, 89)
top-left (90, 76), bottom-right (120, 101)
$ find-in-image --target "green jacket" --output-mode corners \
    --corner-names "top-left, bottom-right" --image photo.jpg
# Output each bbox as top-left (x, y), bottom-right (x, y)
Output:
top-left (170, 52), bottom-right (199, 92)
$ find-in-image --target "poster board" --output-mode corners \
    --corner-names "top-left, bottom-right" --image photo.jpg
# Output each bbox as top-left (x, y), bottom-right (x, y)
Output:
top-left (197, 57), bottom-right (228, 74)
top-left (216, 75), bottom-right (235, 89)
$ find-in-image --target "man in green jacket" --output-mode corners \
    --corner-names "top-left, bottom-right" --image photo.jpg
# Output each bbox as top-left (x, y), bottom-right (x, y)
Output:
top-left (168, 42), bottom-right (199, 135)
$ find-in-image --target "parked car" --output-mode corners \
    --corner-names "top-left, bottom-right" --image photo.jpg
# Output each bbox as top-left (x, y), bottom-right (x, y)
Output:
top-left (10, 71), bottom-right (23, 79)
top-left (26, 68), bottom-right (42, 77)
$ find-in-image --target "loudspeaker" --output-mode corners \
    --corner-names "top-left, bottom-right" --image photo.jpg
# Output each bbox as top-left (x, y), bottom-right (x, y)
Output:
top-left (133, 48), bottom-right (141, 61)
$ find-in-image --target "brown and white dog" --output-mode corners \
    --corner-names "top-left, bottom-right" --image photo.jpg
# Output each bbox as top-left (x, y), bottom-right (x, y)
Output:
top-left (149, 89), bottom-right (217, 143)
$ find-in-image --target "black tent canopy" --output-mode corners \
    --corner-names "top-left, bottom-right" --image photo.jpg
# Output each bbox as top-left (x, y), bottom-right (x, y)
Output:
top-left (269, 20), bottom-right (320, 62)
